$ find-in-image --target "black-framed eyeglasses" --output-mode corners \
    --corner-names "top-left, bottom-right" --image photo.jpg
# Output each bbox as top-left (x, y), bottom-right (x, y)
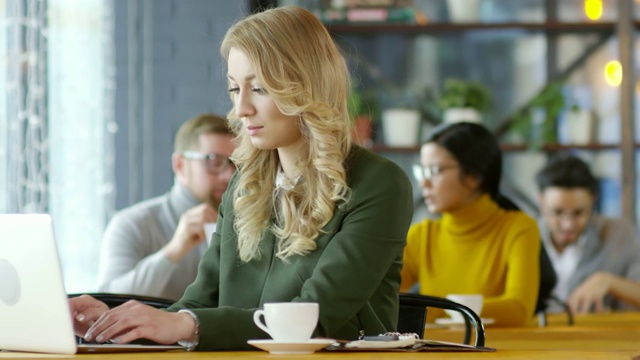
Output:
top-left (412, 164), bottom-right (459, 183)
top-left (182, 151), bottom-right (234, 175)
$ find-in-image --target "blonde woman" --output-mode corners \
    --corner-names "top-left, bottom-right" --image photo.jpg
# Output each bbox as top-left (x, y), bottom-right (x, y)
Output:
top-left (69, 6), bottom-right (413, 351)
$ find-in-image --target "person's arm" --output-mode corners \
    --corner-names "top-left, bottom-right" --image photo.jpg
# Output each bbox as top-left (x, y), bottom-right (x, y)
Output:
top-left (163, 203), bottom-right (217, 262)
top-left (79, 299), bottom-right (196, 346)
top-left (608, 276), bottom-right (640, 309)
top-left (170, 157), bottom-right (414, 350)
top-left (568, 272), bottom-right (640, 313)
top-left (400, 222), bottom-right (424, 292)
top-left (482, 215), bottom-right (540, 326)
top-left (568, 221), bottom-right (640, 313)
top-left (616, 222), bottom-right (640, 310)
top-left (96, 212), bottom-right (179, 298)
top-left (568, 218), bottom-right (640, 313)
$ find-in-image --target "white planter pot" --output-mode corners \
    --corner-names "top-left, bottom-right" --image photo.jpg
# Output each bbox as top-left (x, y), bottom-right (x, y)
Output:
top-left (382, 108), bottom-right (420, 147)
top-left (447, 0), bottom-right (481, 22)
top-left (443, 107), bottom-right (482, 124)
top-left (565, 109), bottom-right (595, 145)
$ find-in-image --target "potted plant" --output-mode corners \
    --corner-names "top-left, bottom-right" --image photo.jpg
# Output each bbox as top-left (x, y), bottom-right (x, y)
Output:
top-left (558, 86), bottom-right (595, 145)
top-left (380, 88), bottom-right (422, 147)
top-left (348, 87), bottom-right (379, 148)
top-left (508, 80), bottom-right (566, 150)
top-left (562, 105), bottom-right (594, 145)
top-left (437, 78), bottom-right (491, 124)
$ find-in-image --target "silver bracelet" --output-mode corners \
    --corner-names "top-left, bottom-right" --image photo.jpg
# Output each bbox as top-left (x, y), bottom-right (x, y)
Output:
top-left (177, 309), bottom-right (201, 351)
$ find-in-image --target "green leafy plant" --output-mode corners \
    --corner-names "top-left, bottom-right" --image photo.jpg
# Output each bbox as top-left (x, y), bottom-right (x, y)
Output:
top-left (347, 88), bottom-right (364, 121)
top-left (348, 87), bottom-right (380, 147)
top-left (348, 87), bottom-right (380, 122)
top-left (437, 78), bottom-right (491, 111)
top-left (508, 80), bottom-right (566, 150)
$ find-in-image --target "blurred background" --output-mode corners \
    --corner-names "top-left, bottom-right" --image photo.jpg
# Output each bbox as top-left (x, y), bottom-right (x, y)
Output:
top-left (1, 0), bottom-right (639, 292)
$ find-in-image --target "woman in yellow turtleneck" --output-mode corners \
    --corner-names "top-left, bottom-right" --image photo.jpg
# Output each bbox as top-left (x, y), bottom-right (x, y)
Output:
top-left (401, 122), bottom-right (540, 327)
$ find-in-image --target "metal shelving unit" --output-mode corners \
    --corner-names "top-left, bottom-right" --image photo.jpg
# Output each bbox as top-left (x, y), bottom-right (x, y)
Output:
top-left (327, 0), bottom-right (637, 223)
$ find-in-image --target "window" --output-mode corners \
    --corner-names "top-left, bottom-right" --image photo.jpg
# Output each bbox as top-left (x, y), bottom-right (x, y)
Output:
top-left (1, 0), bottom-right (115, 293)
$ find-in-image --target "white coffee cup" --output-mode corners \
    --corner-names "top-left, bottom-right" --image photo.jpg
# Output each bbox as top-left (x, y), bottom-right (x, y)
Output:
top-left (253, 302), bottom-right (319, 342)
top-left (445, 294), bottom-right (484, 322)
top-left (203, 222), bottom-right (216, 246)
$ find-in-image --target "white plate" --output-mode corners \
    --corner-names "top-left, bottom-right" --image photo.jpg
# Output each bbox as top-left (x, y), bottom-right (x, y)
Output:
top-left (247, 339), bottom-right (335, 354)
top-left (435, 317), bottom-right (495, 325)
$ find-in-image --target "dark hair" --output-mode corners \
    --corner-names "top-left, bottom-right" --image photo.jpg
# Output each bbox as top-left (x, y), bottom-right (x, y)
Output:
top-left (425, 122), bottom-right (518, 210)
top-left (535, 154), bottom-right (599, 195)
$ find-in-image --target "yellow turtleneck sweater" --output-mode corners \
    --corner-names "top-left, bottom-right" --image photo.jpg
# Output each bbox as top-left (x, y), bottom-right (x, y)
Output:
top-left (401, 194), bottom-right (540, 327)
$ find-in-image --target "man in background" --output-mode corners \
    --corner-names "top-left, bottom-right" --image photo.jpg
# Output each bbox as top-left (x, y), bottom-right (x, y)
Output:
top-left (536, 154), bottom-right (640, 314)
top-left (97, 114), bottom-right (235, 301)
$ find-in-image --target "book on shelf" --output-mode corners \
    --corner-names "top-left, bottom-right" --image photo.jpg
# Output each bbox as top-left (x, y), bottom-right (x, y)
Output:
top-left (319, 7), bottom-right (416, 24)
top-left (316, 0), bottom-right (417, 24)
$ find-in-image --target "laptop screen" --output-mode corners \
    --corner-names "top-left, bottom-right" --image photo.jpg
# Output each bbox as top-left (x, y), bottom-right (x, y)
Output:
top-left (0, 214), bottom-right (77, 354)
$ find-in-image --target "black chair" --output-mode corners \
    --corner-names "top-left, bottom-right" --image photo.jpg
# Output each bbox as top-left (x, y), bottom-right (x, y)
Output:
top-left (536, 245), bottom-right (557, 326)
top-left (535, 247), bottom-right (574, 327)
top-left (537, 243), bottom-right (557, 315)
top-left (398, 293), bottom-right (485, 347)
top-left (67, 293), bottom-right (175, 345)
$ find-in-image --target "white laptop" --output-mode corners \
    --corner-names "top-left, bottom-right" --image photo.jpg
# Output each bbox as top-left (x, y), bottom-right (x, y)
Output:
top-left (0, 214), bottom-right (183, 354)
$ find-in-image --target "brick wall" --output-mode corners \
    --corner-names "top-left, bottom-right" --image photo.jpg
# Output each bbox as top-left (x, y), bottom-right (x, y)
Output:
top-left (113, 1), bottom-right (248, 209)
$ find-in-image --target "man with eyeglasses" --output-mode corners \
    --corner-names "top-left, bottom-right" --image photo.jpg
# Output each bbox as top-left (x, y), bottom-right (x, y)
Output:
top-left (97, 114), bottom-right (235, 301)
top-left (536, 154), bottom-right (640, 314)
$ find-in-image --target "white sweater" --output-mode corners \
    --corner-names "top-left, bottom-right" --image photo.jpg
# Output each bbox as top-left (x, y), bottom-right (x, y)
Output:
top-left (96, 181), bottom-right (206, 301)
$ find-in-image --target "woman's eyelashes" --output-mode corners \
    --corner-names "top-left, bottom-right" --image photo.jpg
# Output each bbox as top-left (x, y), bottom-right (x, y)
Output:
top-left (227, 84), bottom-right (266, 93)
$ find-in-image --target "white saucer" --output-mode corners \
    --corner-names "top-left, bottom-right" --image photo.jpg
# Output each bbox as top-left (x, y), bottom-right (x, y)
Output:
top-left (247, 339), bottom-right (335, 354)
top-left (435, 317), bottom-right (495, 325)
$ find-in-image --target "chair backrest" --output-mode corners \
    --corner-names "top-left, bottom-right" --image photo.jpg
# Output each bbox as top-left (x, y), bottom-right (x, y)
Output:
top-left (398, 298), bottom-right (425, 336)
top-left (532, 242), bottom-right (574, 327)
top-left (398, 293), bottom-right (485, 347)
top-left (536, 243), bottom-right (558, 314)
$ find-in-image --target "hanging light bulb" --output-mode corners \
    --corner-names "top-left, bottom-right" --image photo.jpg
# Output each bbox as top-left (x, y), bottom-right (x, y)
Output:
top-left (585, 0), bottom-right (603, 21)
top-left (604, 61), bottom-right (622, 87)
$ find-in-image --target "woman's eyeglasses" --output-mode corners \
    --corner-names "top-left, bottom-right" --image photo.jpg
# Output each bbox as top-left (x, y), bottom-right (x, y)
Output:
top-left (412, 164), bottom-right (458, 183)
top-left (182, 151), bottom-right (234, 175)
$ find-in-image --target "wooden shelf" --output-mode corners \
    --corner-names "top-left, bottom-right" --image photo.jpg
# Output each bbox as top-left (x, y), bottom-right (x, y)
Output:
top-left (370, 143), bottom-right (627, 154)
top-left (327, 21), bottom-right (619, 36)
top-left (330, 2), bottom-right (639, 222)
top-left (500, 143), bottom-right (622, 152)
top-left (370, 144), bottom-right (418, 153)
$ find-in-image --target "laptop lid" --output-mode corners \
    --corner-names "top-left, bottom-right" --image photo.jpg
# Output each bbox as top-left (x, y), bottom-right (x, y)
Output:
top-left (0, 214), bottom-right (185, 355)
top-left (0, 214), bottom-right (183, 354)
top-left (0, 214), bottom-right (77, 354)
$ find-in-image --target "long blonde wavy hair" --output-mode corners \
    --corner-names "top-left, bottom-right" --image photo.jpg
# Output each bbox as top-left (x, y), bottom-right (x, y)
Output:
top-left (221, 6), bottom-right (353, 263)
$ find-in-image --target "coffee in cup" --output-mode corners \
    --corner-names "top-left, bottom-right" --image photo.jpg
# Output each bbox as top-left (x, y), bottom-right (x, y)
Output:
top-left (253, 302), bottom-right (319, 342)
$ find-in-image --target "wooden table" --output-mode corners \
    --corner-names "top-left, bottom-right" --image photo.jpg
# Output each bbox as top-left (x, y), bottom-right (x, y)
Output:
top-left (1, 312), bottom-right (639, 359)
top-left (425, 311), bottom-right (640, 358)
top-left (1, 350), bottom-right (639, 360)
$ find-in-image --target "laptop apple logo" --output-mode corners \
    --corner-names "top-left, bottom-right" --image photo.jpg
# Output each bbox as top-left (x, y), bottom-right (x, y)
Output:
top-left (0, 259), bottom-right (21, 306)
